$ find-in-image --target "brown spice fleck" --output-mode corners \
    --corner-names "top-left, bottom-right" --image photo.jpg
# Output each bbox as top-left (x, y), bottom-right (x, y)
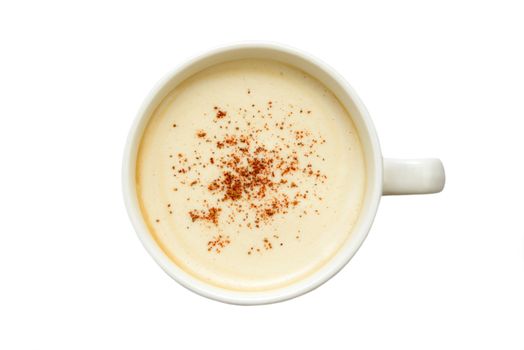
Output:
top-left (216, 109), bottom-right (227, 119)
top-left (263, 238), bottom-right (273, 250)
top-left (207, 235), bottom-right (231, 254)
top-left (208, 181), bottom-right (219, 191)
top-left (188, 207), bottom-right (221, 225)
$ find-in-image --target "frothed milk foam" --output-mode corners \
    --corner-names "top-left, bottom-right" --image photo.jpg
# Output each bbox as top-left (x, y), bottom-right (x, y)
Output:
top-left (136, 59), bottom-right (365, 291)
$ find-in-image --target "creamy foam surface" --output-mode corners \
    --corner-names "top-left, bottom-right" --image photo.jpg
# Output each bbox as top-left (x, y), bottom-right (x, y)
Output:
top-left (136, 59), bottom-right (365, 291)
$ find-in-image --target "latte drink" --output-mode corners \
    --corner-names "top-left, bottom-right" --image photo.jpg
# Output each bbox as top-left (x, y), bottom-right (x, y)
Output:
top-left (136, 59), bottom-right (365, 291)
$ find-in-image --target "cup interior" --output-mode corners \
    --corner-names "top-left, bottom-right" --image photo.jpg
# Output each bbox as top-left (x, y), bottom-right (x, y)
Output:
top-left (123, 43), bottom-right (383, 304)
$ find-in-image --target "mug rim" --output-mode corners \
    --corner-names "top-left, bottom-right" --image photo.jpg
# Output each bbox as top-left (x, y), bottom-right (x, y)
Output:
top-left (122, 42), bottom-right (383, 305)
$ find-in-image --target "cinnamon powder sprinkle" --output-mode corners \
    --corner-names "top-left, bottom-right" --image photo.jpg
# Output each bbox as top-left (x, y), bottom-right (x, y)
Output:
top-left (189, 207), bottom-right (221, 225)
top-left (170, 104), bottom-right (327, 253)
top-left (215, 108), bottom-right (227, 119)
top-left (207, 235), bottom-right (231, 254)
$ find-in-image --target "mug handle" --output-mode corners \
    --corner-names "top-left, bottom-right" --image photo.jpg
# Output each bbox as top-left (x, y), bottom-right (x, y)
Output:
top-left (383, 158), bottom-right (445, 195)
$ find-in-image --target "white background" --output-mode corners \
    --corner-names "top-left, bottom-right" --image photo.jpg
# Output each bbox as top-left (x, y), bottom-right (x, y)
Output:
top-left (1, 1), bottom-right (523, 349)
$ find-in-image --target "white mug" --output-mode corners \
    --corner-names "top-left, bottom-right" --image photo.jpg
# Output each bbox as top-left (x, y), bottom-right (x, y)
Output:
top-left (122, 43), bottom-right (445, 305)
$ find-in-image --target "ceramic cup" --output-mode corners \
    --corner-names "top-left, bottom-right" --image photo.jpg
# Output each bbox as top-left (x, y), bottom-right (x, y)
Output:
top-left (123, 43), bottom-right (445, 305)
